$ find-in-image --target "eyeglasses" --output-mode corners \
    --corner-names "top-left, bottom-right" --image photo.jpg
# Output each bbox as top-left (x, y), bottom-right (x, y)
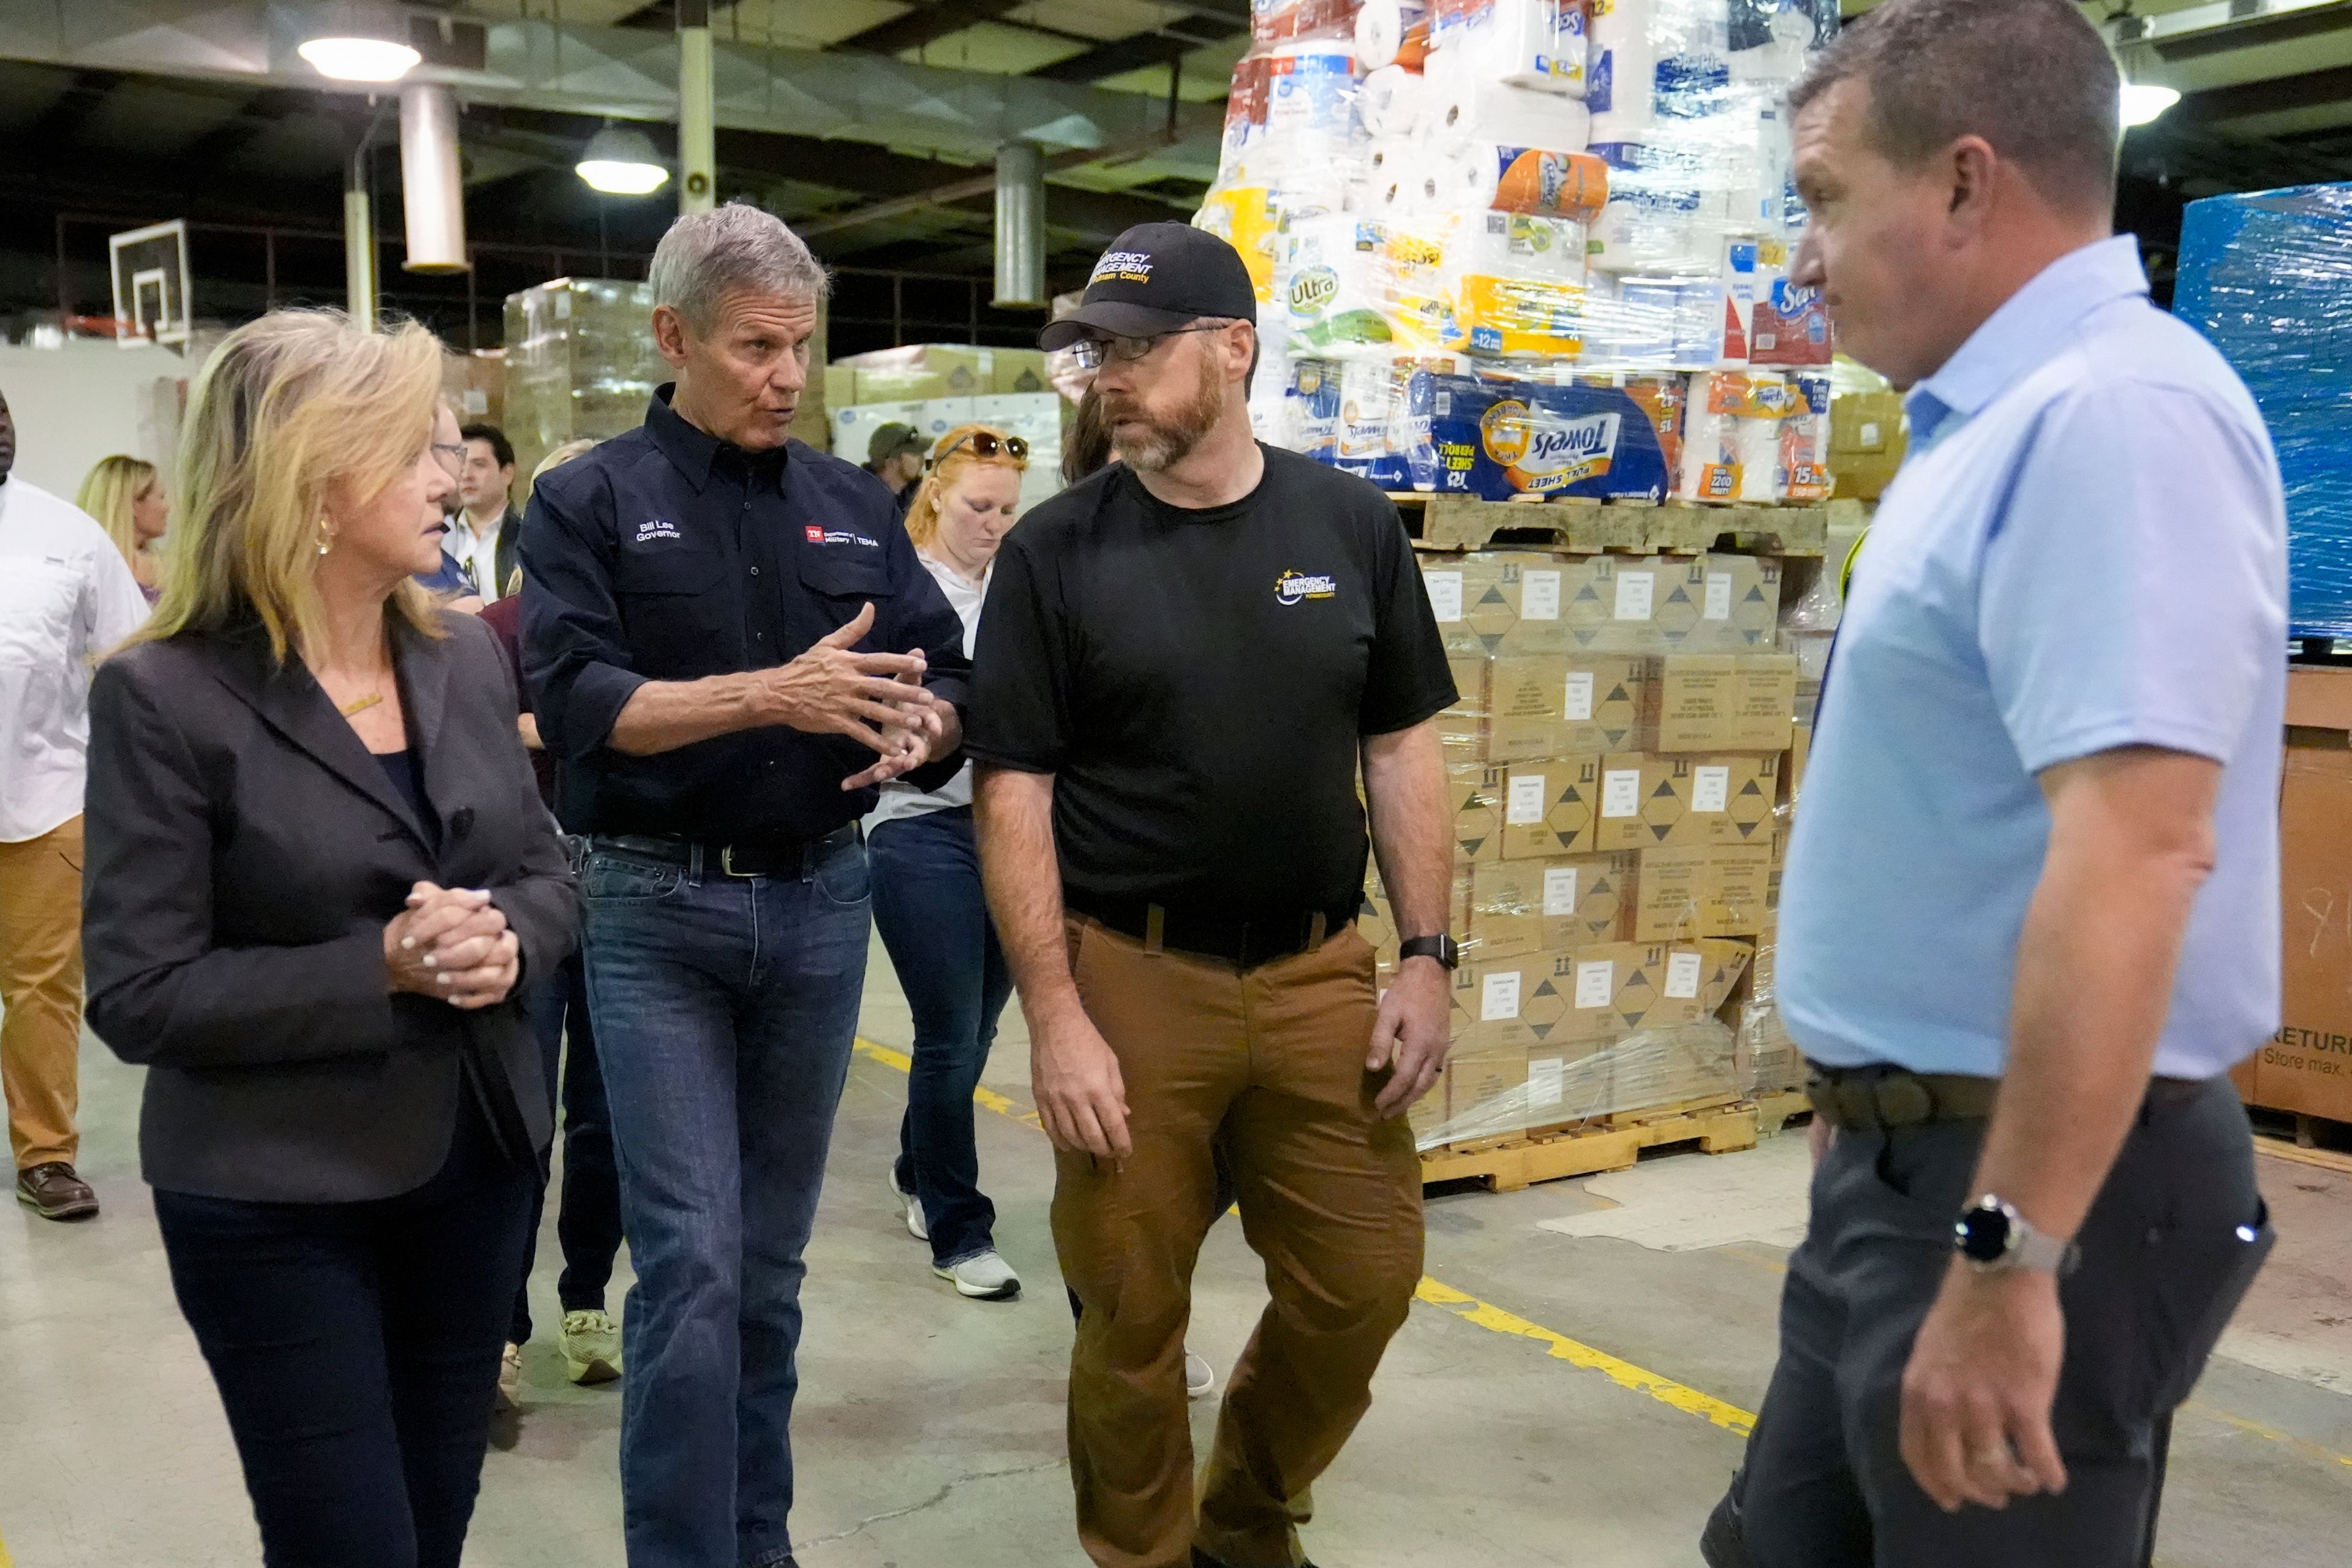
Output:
top-left (430, 441), bottom-right (466, 475)
top-left (1070, 322), bottom-right (1235, 371)
top-left (929, 431), bottom-right (1030, 467)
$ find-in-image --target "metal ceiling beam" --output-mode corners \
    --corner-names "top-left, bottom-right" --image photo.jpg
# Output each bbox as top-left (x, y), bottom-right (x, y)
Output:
top-left (0, 0), bottom-right (1224, 170)
top-left (1028, 22), bottom-right (1245, 85)
top-left (2177, 60), bottom-right (2352, 119)
top-left (839, 1), bottom-right (1028, 56)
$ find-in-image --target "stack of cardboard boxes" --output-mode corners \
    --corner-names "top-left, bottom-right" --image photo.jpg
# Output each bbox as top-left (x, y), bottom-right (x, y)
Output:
top-left (1369, 548), bottom-right (1803, 1150)
top-left (826, 344), bottom-right (1065, 512)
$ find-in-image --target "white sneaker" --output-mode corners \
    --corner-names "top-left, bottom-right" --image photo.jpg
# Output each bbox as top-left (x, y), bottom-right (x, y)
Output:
top-left (888, 1169), bottom-right (928, 1242)
top-left (495, 1341), bottom-right (523, 1411)
top-left (933, 1250), bottom-right (1021, 1300)
top-left (560, 1309), bottom-right (623, 1386)
top-left (1185, 1349), bottom-right (1216, 1401)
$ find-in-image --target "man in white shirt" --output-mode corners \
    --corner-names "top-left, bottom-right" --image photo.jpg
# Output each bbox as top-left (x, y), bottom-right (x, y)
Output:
top-left (451, 422), bottom-right (519, 600)
top-left (0, 388), bottom-right (150, 1220)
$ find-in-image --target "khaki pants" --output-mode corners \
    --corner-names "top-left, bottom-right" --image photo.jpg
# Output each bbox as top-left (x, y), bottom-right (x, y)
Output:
top-left (1056, 916), bottom-right (1424, 1568)
top-left (0, 815), bottom-right (85, 1170)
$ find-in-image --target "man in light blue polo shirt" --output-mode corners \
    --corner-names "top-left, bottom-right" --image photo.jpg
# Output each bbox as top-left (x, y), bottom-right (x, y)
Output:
top-left (1701, 4), bottom-right (2285, 1566)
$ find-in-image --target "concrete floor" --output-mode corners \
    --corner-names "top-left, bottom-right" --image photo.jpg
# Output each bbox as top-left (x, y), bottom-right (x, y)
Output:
top-left (4, 933), bottom-right (2351, 1567)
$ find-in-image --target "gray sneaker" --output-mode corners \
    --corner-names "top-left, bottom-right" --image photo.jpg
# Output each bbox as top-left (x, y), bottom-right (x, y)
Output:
top-left (887, 1167), bottom-right (927, 1242)
top-left (933, 1250), bottom-right (1021, 1300)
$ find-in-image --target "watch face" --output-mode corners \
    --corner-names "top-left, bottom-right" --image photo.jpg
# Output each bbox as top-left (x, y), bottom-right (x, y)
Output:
top-left (1956, 1203), bottom-right (2013, 1265)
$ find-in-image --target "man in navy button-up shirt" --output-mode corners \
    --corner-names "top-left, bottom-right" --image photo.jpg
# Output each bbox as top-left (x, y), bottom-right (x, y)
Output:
top-left (519, 203), bottom-right (963, 1568)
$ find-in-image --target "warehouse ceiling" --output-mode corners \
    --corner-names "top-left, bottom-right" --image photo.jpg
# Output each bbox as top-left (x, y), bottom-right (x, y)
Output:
top-left (0, 0), bottom-right (2346, 344)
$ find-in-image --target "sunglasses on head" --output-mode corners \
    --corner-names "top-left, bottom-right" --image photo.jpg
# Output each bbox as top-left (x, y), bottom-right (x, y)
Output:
top-left (930, 431), bottom-right (1030, 467)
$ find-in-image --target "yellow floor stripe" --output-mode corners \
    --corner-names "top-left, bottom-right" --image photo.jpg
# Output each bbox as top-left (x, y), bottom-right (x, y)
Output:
top-left (852, 1037), bottom-right (1752, 1434)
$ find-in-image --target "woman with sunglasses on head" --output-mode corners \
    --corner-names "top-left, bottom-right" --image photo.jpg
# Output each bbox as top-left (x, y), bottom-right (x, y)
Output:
top-left (867, 422), bottom-right (1030, 1300)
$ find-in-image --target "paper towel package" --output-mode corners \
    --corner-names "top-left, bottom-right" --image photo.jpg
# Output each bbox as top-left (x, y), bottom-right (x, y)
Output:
top-left (1356, 1), bottom-right (1432, 70)
top-left (1427, 375), bottom-right (1676, 501)
top-left (1286, 357), bottom-right (1344, 460)
top-left (1434, 0), bottom-right (1588, 96)
top-left (1283, 214), bottom-right (1394, 347)
top-left (1442, 211), bottom-right (1589, 357)
top-left (1777, 372), bottom-right (1832, 502)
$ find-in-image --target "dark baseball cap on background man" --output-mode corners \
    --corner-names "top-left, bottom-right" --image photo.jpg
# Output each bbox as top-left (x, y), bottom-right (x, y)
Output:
top-left (866, 422), bottom-right (927, 467)
top-left (1038, 222), bottom-right (1257, 351)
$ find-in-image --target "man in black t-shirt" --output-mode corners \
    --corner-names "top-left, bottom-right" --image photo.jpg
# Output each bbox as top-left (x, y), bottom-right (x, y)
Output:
top-left (968, 223), bottom-right (1460, 1568)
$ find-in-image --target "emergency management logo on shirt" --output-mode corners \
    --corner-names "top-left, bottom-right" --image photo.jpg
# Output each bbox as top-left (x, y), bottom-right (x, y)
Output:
top-left (1090, 249), bottom-right (1153, 287)
top-left (1275, 570), bottom-right (1338, 606)
top-left (804, 525), bottom-right (881, 549)
top-left (636, 519), bottom-right (682, 543)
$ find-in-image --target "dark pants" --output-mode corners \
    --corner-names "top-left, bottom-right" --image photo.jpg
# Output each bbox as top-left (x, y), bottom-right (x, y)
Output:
top-left (1703, 1076), bottom-right (2272, 1568)
top-left (582, 832), bottom-right (869, 1568)
top-left (869, 807), bottom-right (1016, 1267)
top-left (153, 1105), bottom-right (535, 1568)
top-left (511, 948), bottom-right (626, 1343)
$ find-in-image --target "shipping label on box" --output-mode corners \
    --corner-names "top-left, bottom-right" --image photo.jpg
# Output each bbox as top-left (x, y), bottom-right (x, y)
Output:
top-left (1424, 553), bottom-right (1594, 657)
top-left (1594, 752), bottom-right (1779, 851)
top-left (1448, 760), bottom-right (1508, 864)
top-left (1468, 853), bottom-right (1636, 960)
top-left (1629, 844), bottom-right (1775, 941)
top-left (1638, 654), bottom-right (1798, 752)
top-left (1500, 756), bottom-right (1601, 859)
top-left (1540, 945), bottom-right (1640, 1046)
top-left (1614, 939), bottom-right (1755, 1033)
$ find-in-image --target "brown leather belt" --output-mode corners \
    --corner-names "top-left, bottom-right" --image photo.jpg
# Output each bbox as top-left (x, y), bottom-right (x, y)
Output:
top-left (1806, 1064), bottom-right (2212, 1132)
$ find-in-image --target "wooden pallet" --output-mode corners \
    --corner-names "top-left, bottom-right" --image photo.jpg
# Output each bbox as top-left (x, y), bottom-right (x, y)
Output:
top-left (1396, 495), bottom-right (1836, 556)
top-left (1754, 1089), bottom-right (1814, 1137)
top-left (2248, 1104), bottom-right (2352, 1177)
top-left (1421, 1096), bottom-right (1761, 1194)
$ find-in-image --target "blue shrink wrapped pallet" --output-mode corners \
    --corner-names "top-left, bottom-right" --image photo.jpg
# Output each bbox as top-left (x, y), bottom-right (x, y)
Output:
top-left (2174, 185), bottom-right (2352, 641)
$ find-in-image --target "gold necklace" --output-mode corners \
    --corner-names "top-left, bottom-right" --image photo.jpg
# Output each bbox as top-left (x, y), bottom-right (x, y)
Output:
top-left (339, 692), bottom-right (383, 717)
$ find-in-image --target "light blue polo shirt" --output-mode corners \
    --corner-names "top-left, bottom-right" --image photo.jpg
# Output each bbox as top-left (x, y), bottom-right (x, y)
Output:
top-left (1780, 236), bottom-right (2286, 1081)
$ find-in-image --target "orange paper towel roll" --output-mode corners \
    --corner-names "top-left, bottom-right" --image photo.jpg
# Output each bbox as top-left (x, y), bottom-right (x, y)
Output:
top-left (1469, 145), bottom-right (1611, 220)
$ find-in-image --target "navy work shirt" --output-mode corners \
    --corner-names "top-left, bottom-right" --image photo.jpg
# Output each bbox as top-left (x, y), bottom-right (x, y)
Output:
top-left (521, 386), bottom-right (969, 843)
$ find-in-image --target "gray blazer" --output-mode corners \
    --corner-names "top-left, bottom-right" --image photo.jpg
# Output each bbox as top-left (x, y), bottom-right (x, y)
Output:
top-left (81, 609), bottom-right (578, 1204)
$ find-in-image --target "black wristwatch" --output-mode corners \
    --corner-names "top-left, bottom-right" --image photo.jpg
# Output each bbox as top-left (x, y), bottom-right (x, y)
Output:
top-left (1953, 1195), bottom-right (2078, 1276)
top-left (1398, 934), bottom-right (1461, 970)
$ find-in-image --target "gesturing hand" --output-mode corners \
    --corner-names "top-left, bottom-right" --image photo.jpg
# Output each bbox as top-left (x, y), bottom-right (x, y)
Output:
top-left (1899, 1263), bottom-right (2070, 1513)
top-left (1367, 957), bottom-right (1450, 1118)
top-left (1031, 1005), bottom-right (1132, 1161)
top-left (383, 882), bottom-right (522, 1009)
top-left (765, 602), bottom-right (935, 752)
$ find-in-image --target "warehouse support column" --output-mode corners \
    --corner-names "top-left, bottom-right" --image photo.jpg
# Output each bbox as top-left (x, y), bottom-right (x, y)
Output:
top-left (993, 139), bottom-right (1046, 309)
top-left (344, 167), bottom-right (375, 331)
top-left (678, 0), bottom-right (715, 214)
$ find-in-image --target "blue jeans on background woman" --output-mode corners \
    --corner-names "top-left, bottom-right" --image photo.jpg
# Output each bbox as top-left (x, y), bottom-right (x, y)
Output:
top-left (868, 805), bottom-right (1014, 1268)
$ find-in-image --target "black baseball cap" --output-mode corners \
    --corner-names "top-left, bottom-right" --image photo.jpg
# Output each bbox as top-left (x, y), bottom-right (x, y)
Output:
top-left (1039, 222), bottom-right (1258, 352)
top-left (866, 422), bottom-right (926, 465)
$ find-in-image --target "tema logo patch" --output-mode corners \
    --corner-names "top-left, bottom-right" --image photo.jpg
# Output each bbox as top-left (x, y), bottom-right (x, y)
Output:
top-left (1275, 570), bottom-right (1338, 606)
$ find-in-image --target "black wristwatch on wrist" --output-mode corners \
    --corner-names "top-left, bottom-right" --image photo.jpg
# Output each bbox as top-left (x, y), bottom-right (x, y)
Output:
top-left (1954, 1195), bottom-right (2078, 1276)
top-left (1398, 934), bottom-right (1461, 970)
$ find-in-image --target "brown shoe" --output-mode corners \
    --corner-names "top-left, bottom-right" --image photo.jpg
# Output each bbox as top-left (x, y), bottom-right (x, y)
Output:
top-left (15, 1163), bottom-right (99, 1221)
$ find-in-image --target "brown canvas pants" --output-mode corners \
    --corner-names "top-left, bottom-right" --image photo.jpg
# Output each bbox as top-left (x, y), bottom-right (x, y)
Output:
top-left (1056, 915), bottom-right (1425, 1568)
top-left (0, 815), bottom-right (85, 1170)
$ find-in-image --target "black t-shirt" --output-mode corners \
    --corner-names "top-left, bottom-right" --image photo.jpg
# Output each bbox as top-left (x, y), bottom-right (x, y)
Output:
top-left (967, 443), bottom-right (1457, 917)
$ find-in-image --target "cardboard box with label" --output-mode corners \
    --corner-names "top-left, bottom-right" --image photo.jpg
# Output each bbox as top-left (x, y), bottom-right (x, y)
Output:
top-left (1500, 756), bottom-right (1602, 859)
top-left (1439, 655), bottom-right (1490, 761)
top-left (1570, 554), bottom-right (1781, 655)
top-left (2255, 666), bottom-right (2352, 1120)
top-left (1420, 552), bottom-right (1573, 657)
top-left (1408, 1066), bottom-right (1452, 1145)
top-left (1443, 1047), bottom-right (1530, 1136)
top-left (1592, 752), bottom-right (1780, 851)
top-left (1484, 655), bottom-right (1648, 761)
top-left (990, 347), bottom-right (1051, 394)
top-left (1467, 853), bottom-right (1636, 960)
top-left (834, 343), bottom-right (992, 402)
top-left (1629, 843), bottom-right (1774, 941)
top-left (1611, 939), bottom-right (1755, 1033)
top-left (1830, 391), bottom-right (1907, 502)
top-left (1449, 760), bottom-right (1509, 864)
top-left (1637, 655), bottom-right (1798, 753)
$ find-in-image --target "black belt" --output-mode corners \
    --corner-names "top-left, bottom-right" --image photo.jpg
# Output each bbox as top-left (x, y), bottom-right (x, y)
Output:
top-left (1066, 890), bottom-right (1359, 971)
top-left (594, 824), bottom-right (858, 879)
top-left (1806, 1062), bottom-right (2211, 1133)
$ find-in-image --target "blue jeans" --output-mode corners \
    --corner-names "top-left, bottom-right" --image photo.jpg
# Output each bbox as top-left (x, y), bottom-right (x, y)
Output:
top-left (868, 807), bottom-right (1015, 1267)
top-left (582, 831), bottom-right (870, 1568)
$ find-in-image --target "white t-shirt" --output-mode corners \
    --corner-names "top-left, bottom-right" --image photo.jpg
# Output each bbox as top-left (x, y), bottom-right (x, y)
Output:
top-left (864, 552), bottom-right (989, 833)
top-left (0, 478), bottom-right (152, 842)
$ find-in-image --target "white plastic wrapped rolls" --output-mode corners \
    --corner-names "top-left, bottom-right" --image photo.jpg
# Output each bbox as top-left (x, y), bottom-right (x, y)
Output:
top-left (1358, 64), bottom-right (1430, 138)
top-left (1444, 210), bottom-right (1589, 358)
top-left (1261, 39), bottom-right (1359, 202)
top-left (1424, 80), bottom-right (1593, 150)
top-left (1281, 213), bottom-right (1393, 347)
top-left (1436, 0), bottom-right (1587, 97)
top-left (1586, 0), bottom-right (1656, 142)
top-left (1336, 355), bottom-right (1397, 460)
top-left (1734, 391), bottom-right (1782, 502)
top-left (1355, 1), bottom-right (1431, 70)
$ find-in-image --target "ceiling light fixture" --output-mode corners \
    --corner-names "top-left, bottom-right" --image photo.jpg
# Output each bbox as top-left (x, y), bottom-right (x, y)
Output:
top-left (578, 126), bottom-right (671, 196)
top-left (2120, 82), bottom-right (2181, 128)
top-left (298, 3), bottom-right (420, 83)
